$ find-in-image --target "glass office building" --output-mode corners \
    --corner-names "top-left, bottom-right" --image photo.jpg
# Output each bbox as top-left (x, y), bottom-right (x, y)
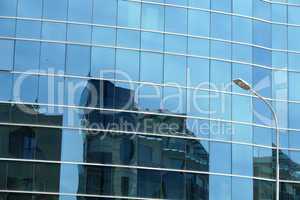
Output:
top-left (1, 0), bottom-right (300, 199)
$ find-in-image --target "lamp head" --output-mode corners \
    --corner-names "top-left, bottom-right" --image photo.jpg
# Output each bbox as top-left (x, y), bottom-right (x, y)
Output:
top-left (233, 79), bottom-right (251, 91)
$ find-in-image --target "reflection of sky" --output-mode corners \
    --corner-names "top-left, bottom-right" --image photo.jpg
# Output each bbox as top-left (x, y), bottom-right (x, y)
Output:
top-left (59, 130), bottom-right (84, 200)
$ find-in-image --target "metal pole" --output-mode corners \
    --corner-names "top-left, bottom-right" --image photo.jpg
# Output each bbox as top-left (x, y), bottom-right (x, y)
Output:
top-left (250, 89), bottom-right (280, 200)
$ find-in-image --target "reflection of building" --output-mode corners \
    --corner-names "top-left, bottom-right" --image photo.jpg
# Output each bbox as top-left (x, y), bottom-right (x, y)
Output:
top-left (0, 103), bottom-right (63, 193)
top-left (80, 80), bottom-right (209, 198)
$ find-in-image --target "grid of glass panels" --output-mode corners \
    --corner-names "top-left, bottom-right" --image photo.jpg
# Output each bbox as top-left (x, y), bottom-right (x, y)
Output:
top-left (1, 0), bottom-right (300, 199)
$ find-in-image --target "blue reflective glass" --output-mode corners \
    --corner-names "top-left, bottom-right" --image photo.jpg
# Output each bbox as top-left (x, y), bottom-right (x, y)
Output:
top-left (43, 0), bottom-right (68, 20)
top-left (232, 16), bottom-right (252, 43)
top-left (232, 144), bottom-right (253, 176)
top-left (163, 87), bottom-right (186, 114)
top-left (232, 95), bottom-right (252, 123)
top-left (253, 47), bottom-right (271, 66)
top-left (188, 37), bottom-right (209, 57)
top-left (40, 43), bottom-right (66, 73)
top-left (288, 6), bottom-right (300, 24)
top-left (210, 41), bottom-right (231, 60)
top-left (187, 57), bottom-right (209, 88)
top-left (93, 0), bottom-right (117, 25)
top-left (253, 98), bottom-right (273, 127)
top-left (273, 71), bottom-right (287, 100)
top-left (141, 3), bottom-right (164, 31)
top-left (117, 29), bottom-right (140, 48)
top-left (209, 175), bottom-right (231, 200)
top-left (165, 35), bottom-right (187, 54)
top-left (16, 20), bottom-right (41, 39)
top-left (141, 32), bottom-right (164, 51)
top-left (289, 131), bottom-right (300, 149)
top-left (67, 24), bottom-right (91, 43)
top-left (0, 72), bottom-right (12, 101)
top-left (189, 0), bottom-right (210, 9)
top-left (253, 21), bottom-right (271, 48)
top-left (232, 0), bottom-right (252, 15)
top-left (188, 10), bottom-right (209, 36)
top-left (68, 0), bottom-right (93, 22)
top-left (288, 27), bottom-right (300, 51)
top-left (232, 44), bottom-right (252, 63)
top-left (232, 124), bottom-right (253, 143)
top-left (272, 24), bottom-right (287, 49)
top-left (118, 1), bottom-right (141, 28)
top-left (211, 0), bottom-right (231, 12)
top-left (164, 55), bottom-right (187, 86)
top-left (272, 4), bottom-right (287, 23)
top-left (14, 41), bottom-right (40, 71)
top-left (17, 0), bottom-right (42, 18)
top-left (116, 49), bottom-right (140, 81)
top-left (211, 13), bottom-right (231, 40)
top-left (210, 61), bottom-right (231, 91)
top-left (289, 72), bottom-right (300, 101)
top-left (288, 53), bottom-right (300, 71)
top-left (38, 76), bottom-right (64, 105)
top-left (138, 84), bottom-right (162, 111)
top-left (0, 39), bottom-right (14, 71)
top-left (253, 147), bottom-right (275, 178)
top-left (187, 89), bottom-right (209, 118)
top-left (13, 74), bottom-right (38, 103)
top-left (272, 52), bottom-right (287, 68)
top-left (232, 64), bottom-right (252, 94)
top-left (210, 92), bottom-right (231, 120)
top-left (66, 45), bottom-right (91, 76)
top-left (253, 0), bottom-right (271, 20)
top-left (165, 7), bottom-right (187, 34)
top-left (91, 47), bottom-right (115, 79)
top-left (232, 178), bottom-right (253, 200)
top-left (0, 19), bottom-right (15, 37)
top-left (252, 67), bottom-right (272, 97)
top-left (166, 0), bottom-right (187, 6)
top-left (92, 27), bottom-right (116, 46)
top-left (42, 22), bottom-right (66, 41)
top-left (0, 0), bottom-right (17, 16)
top-left (140, 52), bottom-right (163, 83)
top-left (210, 142), bottom-right (231, 173)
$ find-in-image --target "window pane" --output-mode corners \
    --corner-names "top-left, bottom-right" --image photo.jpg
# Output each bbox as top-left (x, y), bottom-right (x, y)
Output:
top-left (210, 142), bottom-right (231, 173)
top-left (141, 3), bottom-right (164, 31)
top-left (43, 0), bottom-right (68, 20)
top-left (211, 0), bottom-right (232, 12)
top-left (289, 27), bottom-right (300, 52)
top-left (164, 55), bottom-right (187, 86)
top-left (93, 0), bottom-right (117, 25)
top-left (17, 0), bottom-right (42, 18)
top-left (0, 39), bottom-right (14, 71)
top-left (91, 47), bottom-right (115, 79)
top-left (40, 43), bottom-right (66, 73)
top-left (66, 45), bottom-right (91, 76)
top-left (210, 92), bottom-right (231, 120)
top-left (7, 162), bottom-right (33, 190)
top-left (0, 0), bottom-right (17, 16)
top-left (163, 87), bottom-right (186, 114)
top-left (187, 57), bottom-right (209, 88)
top-left (0, 72), bottom-right (12, 101)
top-left (253, 21), bottom-right (271, 48)
top-left (211, 13), bottom-right (231, 40)
top-left (13, 74), bottom-right (38, 103)
top-left (165, 6), bottom-right (187, 34)
top-left (253, 147), bottom-right (275, 179)
top-left (117, 29), bottom-right (140, 48)
top-left (68, 0), bottom-right (93, 22)
top-left (140, 52), bottom-right (163, 83)
top-left (38, 76), bottom-right (64, 105)
top-left (138, 170), bottom-right (161, 198)
top-left (138, 84), bottom-right (162, 111)
top-left (232, 95), bottom-right (252, 123)
top-left (141, 32), bottom-right (163, 51)
top-left (210, 61), bottom-right (231, 91)
top-left (162, 172), bottom-right (184, 199)
top-left (16, 20), bottom-right (41, 39)
top-left (187, 89), bottom-right (209, 118)
top-left (92, 27), bottom-right (116, 46)
top-left (232, 16), bottom-right (252, 43)
top-left (0, 19), bottom-right (16, 37)
top-left (232, 178), bottom-right (253, 200)
top-left (188, 37), bottom-right (209, 57)
top-left (116, 49), bottom-right (140, 81)
top-left (232, 144), bottom-right (253, 176)
top-left (118, 1), bottom-right (141, 28)
top-left (67, 24), bottom-right (91, 43)
top-left (209, 175), bottom-right (231, 200)
top-left (165, 34), bottom-right (187, 54)
top-left (42, 22), bottom-right (67, 41)
top-left (188, 10), bottom-right (209, 36)
top-left (233, 0), bottom-right (252, 15)
top-left (14, 41), bottom-right (40, 71)
top-left (211, 40), bottom-right (231, 60)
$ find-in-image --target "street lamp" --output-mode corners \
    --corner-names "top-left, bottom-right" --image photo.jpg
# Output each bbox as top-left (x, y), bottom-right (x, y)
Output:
top-left (233, 78), bottom-right (280, 200)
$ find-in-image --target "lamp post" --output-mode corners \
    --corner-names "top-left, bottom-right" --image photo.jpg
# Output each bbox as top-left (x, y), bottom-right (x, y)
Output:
top-left (233, 78), bottom-right (280, 200)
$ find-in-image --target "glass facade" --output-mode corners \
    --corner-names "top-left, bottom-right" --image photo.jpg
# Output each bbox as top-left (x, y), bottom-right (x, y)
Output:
top-left (0, 0), bottom-right (300, 199)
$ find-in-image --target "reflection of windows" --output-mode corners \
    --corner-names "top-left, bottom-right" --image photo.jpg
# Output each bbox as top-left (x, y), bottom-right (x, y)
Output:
top-left (121, 176), bottom-right (129, 196)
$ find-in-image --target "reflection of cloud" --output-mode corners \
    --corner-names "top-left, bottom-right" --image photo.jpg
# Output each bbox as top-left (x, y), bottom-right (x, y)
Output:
top-left (253, 76), bottom-right (271, 92)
